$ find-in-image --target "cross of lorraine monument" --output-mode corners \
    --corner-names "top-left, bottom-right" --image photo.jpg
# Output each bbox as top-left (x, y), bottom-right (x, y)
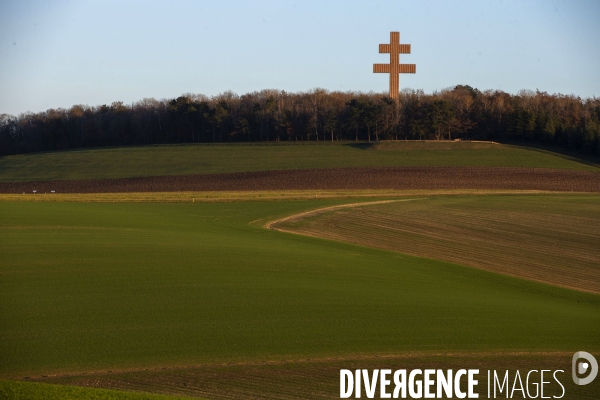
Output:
top-left (373, 32), bottom-right (416, 100)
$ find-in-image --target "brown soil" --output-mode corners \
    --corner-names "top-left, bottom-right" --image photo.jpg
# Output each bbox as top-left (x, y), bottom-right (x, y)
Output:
top-left (1, 167), bottom-right (599, 193)
top-left (31, 352), bottom-right (597, 399)
top-left (271, 198), bottom-right (600, 294)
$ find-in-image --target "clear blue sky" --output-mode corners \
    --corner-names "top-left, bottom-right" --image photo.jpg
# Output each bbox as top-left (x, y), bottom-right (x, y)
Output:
top-left (1, 0), bottom-right (599, 115)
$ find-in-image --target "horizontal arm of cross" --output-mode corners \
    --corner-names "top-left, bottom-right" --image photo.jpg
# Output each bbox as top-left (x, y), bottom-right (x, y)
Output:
top-left (400, 64), bottom-right (416, 73)
top-left (379, 44), bottom-right (411, 54)
top-left (373, 64), bottom-right (390, 73)
top-left (373, 64), bottom-right (416, 73)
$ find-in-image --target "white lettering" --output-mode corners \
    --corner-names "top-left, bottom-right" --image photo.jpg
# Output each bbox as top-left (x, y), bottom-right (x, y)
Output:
top-left (510, 370), bottom-right (525, 398)
top-left (541, 370), bottom-right (550, 399)
top-left (493, 370), bottom-right (508, 398)
top-left (380, 369), bottom-right (391, 398)
top-left (455, 369), bottom-right (467, 399)
top-left (393, 370), bottom-right (407, 399)
top-left (553, 370), bottom-right (564, 399)
top-left (363, 369), bottom-right (379, 399)
top-left (340, 370), bottom-right (353, 398)
top-left (437, 369), bottom-right (453, 398)
top-left (526, 370), bottom-right (539, 398)
top-left (468, 369), bottom-right (479, 398)
top-left (338, 367), bottom-right (569, 399)
top-left (409, 369), bottom-right (423, 398)
top-left (424, 369), bottom-right (435, 398)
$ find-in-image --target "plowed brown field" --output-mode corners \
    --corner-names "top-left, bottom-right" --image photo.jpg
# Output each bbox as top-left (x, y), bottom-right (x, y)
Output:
top-left (1, 166), bottom-right (598, 193)
top-left (32, 352), bottom-right (595, 399)
top-left (272, 195), bottom-right (600, 294)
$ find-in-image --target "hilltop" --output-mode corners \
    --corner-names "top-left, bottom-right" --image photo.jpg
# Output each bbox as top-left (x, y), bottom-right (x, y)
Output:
top-left (0, 141), bottom-right (597, 183)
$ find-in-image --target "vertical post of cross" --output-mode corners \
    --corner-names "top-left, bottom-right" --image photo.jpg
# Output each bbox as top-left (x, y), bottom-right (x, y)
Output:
top-left (373, 31), bottom-right (416, 100)
top-left (389, 32), bottom-right (400, 101)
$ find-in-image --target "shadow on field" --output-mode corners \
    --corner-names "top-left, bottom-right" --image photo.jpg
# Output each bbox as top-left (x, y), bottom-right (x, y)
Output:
top-left (345, 142), bottom-right (376, 150)
top-left (505, 142), bottom-right (600, 170)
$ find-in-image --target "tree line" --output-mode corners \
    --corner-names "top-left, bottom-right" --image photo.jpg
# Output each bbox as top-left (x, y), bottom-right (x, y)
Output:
top-left (1, 86), bottom-right (599, 156)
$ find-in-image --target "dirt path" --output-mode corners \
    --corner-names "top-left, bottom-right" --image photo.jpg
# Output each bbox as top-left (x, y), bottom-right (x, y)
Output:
top-left (264, 199), bottom-right (408, 229)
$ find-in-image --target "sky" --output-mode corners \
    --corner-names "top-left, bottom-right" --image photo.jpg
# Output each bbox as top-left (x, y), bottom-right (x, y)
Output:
top-left (1, 0), bottom-right (599, 115)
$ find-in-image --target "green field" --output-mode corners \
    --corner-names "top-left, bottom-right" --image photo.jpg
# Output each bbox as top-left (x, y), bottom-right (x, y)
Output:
top-left (1, 142), bottom-right (598, 182)
top-left (1, 198), bottom-right (599, 390)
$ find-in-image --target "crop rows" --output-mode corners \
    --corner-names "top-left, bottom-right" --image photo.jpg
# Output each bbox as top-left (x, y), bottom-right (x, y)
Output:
top-left (273, 195), bottom-right (600, 293)
top-left (32, 352), bottom-right (597, 399)
top-left (1, 166), bottom-right (599, 193)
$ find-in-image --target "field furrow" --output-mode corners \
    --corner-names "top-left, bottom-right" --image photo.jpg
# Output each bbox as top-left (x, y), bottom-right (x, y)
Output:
top-left (273, 195), bottom-right (600, 293)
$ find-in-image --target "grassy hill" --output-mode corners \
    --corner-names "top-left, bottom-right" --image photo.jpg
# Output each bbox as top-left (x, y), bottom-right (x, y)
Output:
top-left (1, 142), bottom-right (597, 182)
top-left (1, 199), bottom-right (598, 379)
top-left (2, 143), bottom-right (600, 399)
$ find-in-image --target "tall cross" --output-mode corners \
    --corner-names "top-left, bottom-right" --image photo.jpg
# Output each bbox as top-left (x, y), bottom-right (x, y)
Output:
top-left (373, 32), bottom-right (416, 100)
